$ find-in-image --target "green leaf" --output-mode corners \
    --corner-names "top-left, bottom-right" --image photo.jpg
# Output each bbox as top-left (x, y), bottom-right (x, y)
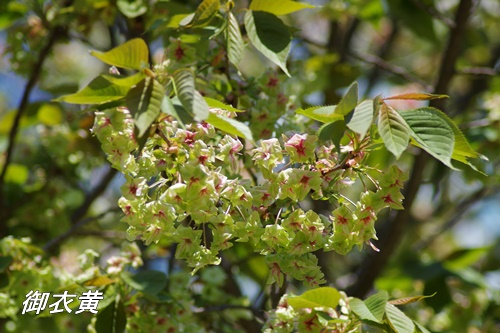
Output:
top-left (249, 0), bottom-right (315, 16)
top-left (288, 287), bottom-right (341, 309)
top-left (126, 77), bottom-right (165, 137)
top-left (37, 103), bottom-right (63, 125)
top-left (56, 73), bottom-right (145, 104)
top-left (389, 293), bottom-right (436, 306)
top-left (318, 119), bottom-right (346, 153)
top-left (405, 107), bottom-right (485, 163)
top-left (173, 69), bottom-right (209, 121)
top-left (182, 0), bottom-right (219, 28)
top-left (244, 10), bottom-right (292, 76)
top-left (335, 82), bottom-right (358, 116)
top-left (90, 38), bottom-right (149, 70)
top-left (205, 97), bottom-right (244, 113)
top-left (117, 0), bottom-right (147, 18)
top-left (400, 108), bottom-right (455, 168)
top-left (384, 93), bottom-right (448, 101)
top-left (206, 112), bottom-right (254, 141)
top-left (296, 105), bottom-right (344, 123)
top-left (350, 291), bottom-right (387, 324)
top-left (377, 103), bottom-right (410, 159)
top-left (385, 303), bottom-right (415, 333)
top-left (121, 270), bottom-right (167, 296)
top-left (0, 256), bottom-right (12, 271)
top-left (95, 299), bottom-right (126, 333)
top-left (161, 95), bottom-right (185, 128)
top-left (227, 12), bottom-right (245, 68)
top-left (347, 99), bottom-right (374, 138)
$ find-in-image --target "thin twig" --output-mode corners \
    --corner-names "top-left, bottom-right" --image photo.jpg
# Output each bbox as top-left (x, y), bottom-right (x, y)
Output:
top-left (414, 187), bottom-right (494, 251)
top-left (44, 207), bottom-right (122, 252)
top-left (411, 0), bottom-right (456, 28)
top-left (70, 167), bottom-right (118, 225)
top-left (457, 67), bottom-right (498, 76)
top-left (350, 51), bottom-right (432, 91)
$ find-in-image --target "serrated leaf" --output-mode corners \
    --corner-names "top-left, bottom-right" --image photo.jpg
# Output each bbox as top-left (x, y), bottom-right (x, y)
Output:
top-left (121, 270), bottom-right (167, 296)
top-left (56, 74), bottom-right (145, 104)
top-left (296, 105), bottom-right (344, 123)
top-left (244, 10), bottom-right (291, 76)
top-left (206, 112), bottom-right (253, 141)
top-left (405, 107), bottom-right (485, 163)
top-left (182, 0), bottom-right (219, 28)
top-left (95, 298), bottom-right (126, 333)
top-left (335, 82), bottom-right (358, 116)
top-left (385, 303), bottom-right (415, 333)
top-left (126, 77), bottom-right (165, 137)
top-left (384, 93), bottom-right (448, 101)
top-left (288, 287), bottom-right (340, 309)
top-left (389, 293), bottom-right (436, 306)
top-left (347, 99), bottom-right (374, 138)
top-left (350, 291), bottom-right (387, 324)
top-left (90, 38), bottom-right (149, 70)
top-left (227, 11), bottom-right (245, 68)
top-left (205, 97), bottom-right (244, 113)
top-left (318, 120), bottom-right (345, 153)
top-left (173, 69), bottom-right (209, 121)
top-left (249, 0), bottom-right (315, 16)
top-left (377, 103), bottom-right (410, 159)
top-left (400, 108), bottom-right (455, 168)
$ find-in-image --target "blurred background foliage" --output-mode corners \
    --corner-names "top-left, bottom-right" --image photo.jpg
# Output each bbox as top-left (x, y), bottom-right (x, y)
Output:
top-left (0, 0), bottom-right (499, 332)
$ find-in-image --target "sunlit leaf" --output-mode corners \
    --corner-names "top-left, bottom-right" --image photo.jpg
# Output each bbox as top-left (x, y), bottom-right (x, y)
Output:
top-left (56, 73), bottom-right (145, 104)
top-left (385, 303), bottom-right (415, 333)
top-left (335, 82), bottom-right (358, 116)
top-left (296, 105), bottom-right (344, 123)
top-left (227, 12), bottom-right (245, 68)
top-left (347, 99), bottom-right (373, 138)
top-left (400, 108), bottom-right (455, 168)
top-left (116, 0), bottom-right (147, 18)
top-left (205, 97), bottom-right (244, 113)
top-left (181, 0), bottom-right (219, 28)
top-left (350, 291), bottom-right (387, 324)
top-left (173, 69), bottom-right (209, 121)
top-left (206, 112), bottom-right (253, 141)
top-left (389, 293), bottom-right (436, 306)
top-left (83, 275), bottom-right (117, 287)
top-left (126, 77), bottom-right (165, 137)
top-left (90, 38), bottom-right (149, 70)
top-left (249, 0), bottom-right (315, 16)
top-left (384, 93), bottom-right (448, 101)
top-left (288, 287), bottom-right (340, 309)
top-left (244, 10), bottom-right (292, 76)
top-left (377, 103), bottom-right (410, 159)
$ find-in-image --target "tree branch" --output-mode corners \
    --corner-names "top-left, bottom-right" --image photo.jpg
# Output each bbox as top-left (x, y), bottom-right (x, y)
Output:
top-left (350, 51), bottom-right (432, 91)
top-left (43, 207), bottom-right (122, 252)
top-left (347, 0), bottom-right (474, 299)
top-left (414, 186), bottom-right (494, 251)
top-left (0, 26), bottom-right (65, 238)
